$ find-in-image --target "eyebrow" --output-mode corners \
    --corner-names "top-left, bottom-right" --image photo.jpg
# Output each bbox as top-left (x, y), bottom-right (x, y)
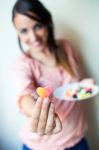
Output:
top-left (20, 28), bottom-right (27, 30)
top-left (17, 20), bottom-right (44, 33)
top-left (18, 27), bottom-right (28, 32)
top-left (27, 11), bottom-right (42, 22)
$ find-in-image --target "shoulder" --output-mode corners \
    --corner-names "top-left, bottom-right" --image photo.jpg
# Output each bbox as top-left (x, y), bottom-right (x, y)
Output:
top-left (16, 53), bottom-right (32, 62)
top-left (13, 53), bottom-right (35, 66)
top-left (57, 39), bottom-right (80, 65)
top-left (11, 53), bottom-right (34, 72)
top-left (56, 38), bottom-right (76, 56)
top-left (56, 38), bottom-right (73, 50)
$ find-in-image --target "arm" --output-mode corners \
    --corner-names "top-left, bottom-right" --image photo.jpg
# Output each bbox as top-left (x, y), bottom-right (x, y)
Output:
top-left (63, 40), bottom-right (88, 80)
top-left (12, 56), bottom-right (62, 135)
top-left (63, 40), bottom-right (95, 84)
top-left (21, 95), bottom-right (62, 135)
top-left (20, 95), bottom-right (35, 117)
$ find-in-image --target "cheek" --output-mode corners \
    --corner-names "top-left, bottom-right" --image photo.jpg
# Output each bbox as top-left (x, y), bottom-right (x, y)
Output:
top-left (19, 35), bottom-right (30, 45)
top-left (43, 31), bottom-right (48, 44)
top-left (43, 30), bottom-right (48, 42)
top-left (38, 29), bottom-right (48, 42)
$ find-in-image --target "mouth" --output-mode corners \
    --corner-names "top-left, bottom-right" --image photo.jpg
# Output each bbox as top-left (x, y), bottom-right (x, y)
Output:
top-left (34, 41), bottom-right (42, 47)
top-left (30, 39), bottom-right (43, 49)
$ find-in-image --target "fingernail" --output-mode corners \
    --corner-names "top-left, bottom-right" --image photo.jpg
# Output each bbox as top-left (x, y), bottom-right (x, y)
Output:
top-left (44, 98), bottom-right (49, 104)
top-left (37, 97), bottom-right (43, 102)
top-left (50, 103), bottom-right (54, 109)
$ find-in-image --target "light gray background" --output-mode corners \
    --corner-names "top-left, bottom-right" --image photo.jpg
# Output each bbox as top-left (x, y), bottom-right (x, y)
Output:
top-left (0, 0), bottom-right (99, 150)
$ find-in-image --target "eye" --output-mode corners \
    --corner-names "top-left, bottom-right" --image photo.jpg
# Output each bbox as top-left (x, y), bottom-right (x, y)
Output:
top-left (19, 28), bottom-right (28, 34)
top-left (34, 23), bottom-right (44, 31)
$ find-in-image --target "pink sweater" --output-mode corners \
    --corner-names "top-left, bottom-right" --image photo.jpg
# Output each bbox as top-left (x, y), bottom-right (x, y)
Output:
top-left (12, 41), bottom-right (87, 150)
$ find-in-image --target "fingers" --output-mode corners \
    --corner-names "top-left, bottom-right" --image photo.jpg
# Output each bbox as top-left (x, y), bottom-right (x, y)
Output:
top-left (52, 115), bottom-right (62, 134)
top-left (31, 97), bottom-right (43, 132)
top-left (31, 97), bottom-right (62, 136)
top-left (45, 103), bottom-right (55, 134)
top-left (81, 78), bottom-right (95, 84)
top-left (37, 98), bottom-right (50, 135)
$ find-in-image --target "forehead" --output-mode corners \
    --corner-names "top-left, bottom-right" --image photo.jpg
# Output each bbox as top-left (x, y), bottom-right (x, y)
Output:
top-left (14, 13), bottom-right (38, 29)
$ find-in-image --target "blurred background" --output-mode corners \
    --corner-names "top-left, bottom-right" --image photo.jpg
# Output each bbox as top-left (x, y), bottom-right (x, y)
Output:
top-left (0, 0), bottom-right (99, 149)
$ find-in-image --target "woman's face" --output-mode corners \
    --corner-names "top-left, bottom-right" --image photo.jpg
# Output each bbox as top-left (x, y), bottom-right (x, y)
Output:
top-left (14, 13), bottom-right (48, 52)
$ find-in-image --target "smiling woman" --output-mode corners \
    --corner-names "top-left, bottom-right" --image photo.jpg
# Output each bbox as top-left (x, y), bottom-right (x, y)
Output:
top-left (12, 0), bottom-right (57, 55)
top-left (14, 13), bottom-right (48, 53)
top-left (11, 0), bottom-right (91, 150)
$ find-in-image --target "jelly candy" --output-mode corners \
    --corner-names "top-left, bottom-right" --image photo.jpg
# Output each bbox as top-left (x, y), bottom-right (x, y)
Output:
top-left (36, 87), bottom-right (47, 98)
top-left (45, 86), bottom-right (53, 97)
top-left (36, 86), bottom-right (52, 98)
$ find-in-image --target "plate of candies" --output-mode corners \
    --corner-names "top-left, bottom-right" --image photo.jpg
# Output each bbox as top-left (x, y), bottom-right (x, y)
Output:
top-left (53, 82), bottom-right (99, 101)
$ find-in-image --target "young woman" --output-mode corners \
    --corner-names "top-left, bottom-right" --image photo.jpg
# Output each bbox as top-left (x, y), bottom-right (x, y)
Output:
top-left (12, 0), bottom-right (92, 149)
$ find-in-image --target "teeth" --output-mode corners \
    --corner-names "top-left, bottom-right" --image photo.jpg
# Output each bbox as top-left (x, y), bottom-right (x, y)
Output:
top-left (34, 42), bottom-right (41, 46)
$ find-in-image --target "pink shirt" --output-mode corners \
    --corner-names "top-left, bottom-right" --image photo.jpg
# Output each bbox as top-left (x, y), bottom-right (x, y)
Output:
top-left (12, 40), bottom-right (87, 150)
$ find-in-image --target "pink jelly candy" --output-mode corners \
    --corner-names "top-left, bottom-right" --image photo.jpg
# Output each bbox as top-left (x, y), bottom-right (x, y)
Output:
top-left (36, 86), bottom-right (53, 98)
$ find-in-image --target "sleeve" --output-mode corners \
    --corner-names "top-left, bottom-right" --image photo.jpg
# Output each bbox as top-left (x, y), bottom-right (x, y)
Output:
top-left (11, 56), bottom-right (38, 113)
top-left (63, 40), bottom-right (86, 80)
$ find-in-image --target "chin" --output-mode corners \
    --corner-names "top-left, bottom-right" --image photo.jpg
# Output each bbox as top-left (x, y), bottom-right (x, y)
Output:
top-left (32, 44), bottom-right (45, 52)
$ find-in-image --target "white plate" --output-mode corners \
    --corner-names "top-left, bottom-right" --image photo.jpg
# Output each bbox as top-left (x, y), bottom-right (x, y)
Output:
top-left (53, 82), bottom-right (99, 101)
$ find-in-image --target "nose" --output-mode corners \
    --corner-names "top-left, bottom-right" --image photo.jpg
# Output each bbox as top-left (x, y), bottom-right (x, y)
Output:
top-left (29, 29), bottom-right (38, 42)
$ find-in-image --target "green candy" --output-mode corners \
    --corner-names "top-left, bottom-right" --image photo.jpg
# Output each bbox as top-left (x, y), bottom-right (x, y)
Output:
top-left (78, 93), bottom-right (92, 100)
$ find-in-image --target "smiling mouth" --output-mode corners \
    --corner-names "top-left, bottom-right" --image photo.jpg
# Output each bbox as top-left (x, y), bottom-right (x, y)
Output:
top-left (32, 40), bottom-right (43, 48)
top-left (34, 41), bottom-right (41, 46)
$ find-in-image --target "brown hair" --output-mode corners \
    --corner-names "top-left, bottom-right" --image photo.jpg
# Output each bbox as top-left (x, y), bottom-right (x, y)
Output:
top-left (54, 41), bottom-right (75, 76)
top-left (12, 0), bottom-right (75, 77)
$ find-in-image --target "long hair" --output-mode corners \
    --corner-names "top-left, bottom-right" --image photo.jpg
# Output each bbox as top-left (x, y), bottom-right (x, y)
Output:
top-left (12, 0), bottom-right (74, 76)
top-left (12, 0), bottom-right (57, 51)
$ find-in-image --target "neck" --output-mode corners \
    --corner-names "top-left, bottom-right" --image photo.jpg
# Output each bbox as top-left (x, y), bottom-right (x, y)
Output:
top-left (29, 47), bottom-right (57, 67)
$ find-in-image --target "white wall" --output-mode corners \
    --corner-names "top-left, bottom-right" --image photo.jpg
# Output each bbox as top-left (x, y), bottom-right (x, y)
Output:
top-left (0, 0), bottom-right (99, 150)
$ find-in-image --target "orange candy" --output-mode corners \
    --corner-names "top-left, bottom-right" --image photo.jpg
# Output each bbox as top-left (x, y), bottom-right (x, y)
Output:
top-left (45, 86), bottom-right (52, 97)
top-left (36, 86), bottom-right (52, 98)
top-left (36, 87), bottom-right (47, 98)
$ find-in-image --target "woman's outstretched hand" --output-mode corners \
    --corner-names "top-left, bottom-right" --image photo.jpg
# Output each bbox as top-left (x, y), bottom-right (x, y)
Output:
top-left (81, 78), bottom-right (95, 84)
top-left (30, 97), bottom-right (62, 136)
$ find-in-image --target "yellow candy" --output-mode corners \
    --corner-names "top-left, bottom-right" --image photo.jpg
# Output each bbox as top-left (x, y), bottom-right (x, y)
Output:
top-left (79, 93), bottom-right (92, 100)
top-left (36, 87), bottom-right (47, 98)
top-left (66, 90), bottom-right (73, 97)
